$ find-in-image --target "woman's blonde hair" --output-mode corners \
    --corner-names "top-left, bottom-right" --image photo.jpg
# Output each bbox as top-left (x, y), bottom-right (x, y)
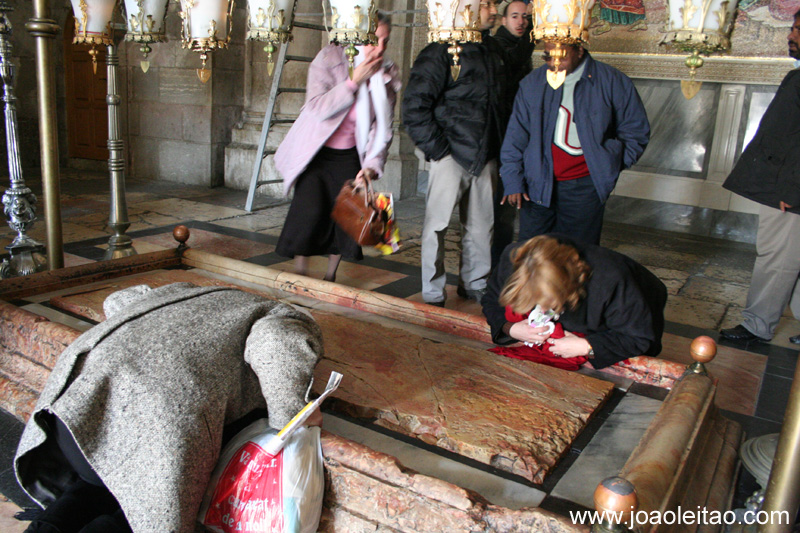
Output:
top-left (499, 236), bottom-right (591, 315)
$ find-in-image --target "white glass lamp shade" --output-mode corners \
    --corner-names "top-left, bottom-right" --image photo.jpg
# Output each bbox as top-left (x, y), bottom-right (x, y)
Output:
top-left (531, 0), bottom-right (595, 43)
top-left (665, 0), bottom-right (739, 51)
top-left (123, 0), bottom-right (169, 42)
top-left (247, 0), bottom-right (296, 41)
top-left (327, 0), bottom-right (376, 44)
top-left (426, 0), bottom-right (482, 44)
top-left (180, 0), bottom-right (232, 45)
top-left (71, 0), bottom-right (116, 45)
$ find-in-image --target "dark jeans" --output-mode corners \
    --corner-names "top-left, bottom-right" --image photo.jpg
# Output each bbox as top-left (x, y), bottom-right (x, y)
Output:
top-left (492, 180), bottom-right (517, 269)
top-left (518, 175), bottom-right (605, 245)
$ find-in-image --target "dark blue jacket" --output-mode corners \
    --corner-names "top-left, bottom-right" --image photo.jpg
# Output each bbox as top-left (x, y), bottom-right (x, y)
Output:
top-left (500, 53), bottom-right (649, 206)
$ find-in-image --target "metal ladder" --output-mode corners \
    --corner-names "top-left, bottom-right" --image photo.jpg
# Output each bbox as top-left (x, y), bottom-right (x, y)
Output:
top-left (244, 20), bottom-right (327, 212)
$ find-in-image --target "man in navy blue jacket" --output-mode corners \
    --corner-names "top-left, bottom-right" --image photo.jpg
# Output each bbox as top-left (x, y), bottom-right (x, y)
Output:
top-left (499, 43), bottom-right (649, 245)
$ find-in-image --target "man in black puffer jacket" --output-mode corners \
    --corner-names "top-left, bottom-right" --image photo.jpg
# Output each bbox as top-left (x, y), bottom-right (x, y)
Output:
top-left (402, 0), bottom-right (508, 307)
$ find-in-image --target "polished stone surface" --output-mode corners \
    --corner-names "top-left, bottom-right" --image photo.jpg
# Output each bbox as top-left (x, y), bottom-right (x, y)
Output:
top-left (551, 394), bottom-right (662, 508)
top-left (633, 80), bottom-right (717, 178)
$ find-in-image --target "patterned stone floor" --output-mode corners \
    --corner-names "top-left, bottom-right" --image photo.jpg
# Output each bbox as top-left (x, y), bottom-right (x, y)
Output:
top-left (0, 169), bottom-right (797, 526)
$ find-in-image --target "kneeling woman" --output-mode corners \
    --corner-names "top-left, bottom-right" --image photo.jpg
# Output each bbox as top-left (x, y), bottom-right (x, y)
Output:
top-left (482, 235), bottom-right (667, 369)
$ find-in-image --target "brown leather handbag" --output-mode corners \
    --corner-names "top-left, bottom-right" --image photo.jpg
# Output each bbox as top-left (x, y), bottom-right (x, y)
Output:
top-left (331, 180), bottom-right (385, 246)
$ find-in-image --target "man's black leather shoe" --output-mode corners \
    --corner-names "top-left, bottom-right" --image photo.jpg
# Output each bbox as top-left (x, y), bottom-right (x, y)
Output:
top-left (719, 324), bottom-right (769, 343)
top-left (790, 334), bottom-right (800, 345)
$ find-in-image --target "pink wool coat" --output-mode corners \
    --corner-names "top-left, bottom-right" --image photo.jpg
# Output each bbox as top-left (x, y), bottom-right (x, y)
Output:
top-left (274, 44), bottom-right (401, 196)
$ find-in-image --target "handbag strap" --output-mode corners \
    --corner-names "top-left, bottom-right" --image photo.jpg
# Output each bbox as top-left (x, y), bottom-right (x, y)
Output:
top-left (351, 179), bottom-right (375, 210)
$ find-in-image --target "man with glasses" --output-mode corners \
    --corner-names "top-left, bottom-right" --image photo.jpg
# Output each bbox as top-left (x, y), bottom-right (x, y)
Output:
top-left (499, 42), bottom-right (649, 246)
top-left (402, 0), bottom-right (508, 307)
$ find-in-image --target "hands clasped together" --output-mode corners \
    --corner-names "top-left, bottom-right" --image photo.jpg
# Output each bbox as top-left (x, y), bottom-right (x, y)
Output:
top-left (508, 322), bottom-right (593, 358)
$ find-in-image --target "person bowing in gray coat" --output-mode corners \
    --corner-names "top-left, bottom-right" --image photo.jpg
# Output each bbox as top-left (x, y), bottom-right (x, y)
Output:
top-left (15, 282), bottom-right (324, 533)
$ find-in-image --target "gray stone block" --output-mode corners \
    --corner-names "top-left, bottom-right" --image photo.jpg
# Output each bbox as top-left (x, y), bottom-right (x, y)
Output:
top-left (181, 105), bottom-right (213, 144)
top-left (211, 68), bottom-right (245, 106)
top-left (128, 136), bottom-right (161, 180)
top-left (223, 145), bottom-right (283, 198)
top-left (129, 66), bottom-right (160, 102)
top-left (159, 68), bottom-right (212, 106)
top-left (158, 140), bottom-right (212, 185)
top-left (138, 101), bottom-right (185, 140)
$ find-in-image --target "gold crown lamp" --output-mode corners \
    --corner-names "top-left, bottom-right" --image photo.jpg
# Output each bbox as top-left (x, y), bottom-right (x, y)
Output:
top-left (326, 0), bottom-right (377, 77)
top-left (70, 0), bottom-right (118, 73)
top-left (662, 0), bottom-right (739, 99)
top-left (179, 0), bottom-right (234, 82)
top-left (426, 0), bottom-right (482, 80)
top-left (531, 0), bottom-right (594, 89)
top-left (247, 0), bottom-right (297, 75)
top-left (122, 0), bottom-right (169, 73)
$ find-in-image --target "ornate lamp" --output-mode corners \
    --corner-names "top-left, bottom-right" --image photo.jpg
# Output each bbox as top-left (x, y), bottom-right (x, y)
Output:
top-left (426, 0), bottom-right (482, 81)
top-left (246, 0), bottom-right (297, 76)
top-left (70, 0), bottom-right (117, 73)
top-left (530, 0), bottom-right (595, 88)
top-left (123, 0), bottom-right (169, 72)
top-left (179, 0), bottom-right (235, 82)
top-left (662, 0), bottom-right (739, 99)
top-left (326, 0), bottom-right (377, 76)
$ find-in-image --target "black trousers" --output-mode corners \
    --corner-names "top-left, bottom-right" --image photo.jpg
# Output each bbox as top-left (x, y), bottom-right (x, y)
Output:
top-left (24, 479), bottom-right (131, 533)
top-left (24, 413), bottom-right (131, 533)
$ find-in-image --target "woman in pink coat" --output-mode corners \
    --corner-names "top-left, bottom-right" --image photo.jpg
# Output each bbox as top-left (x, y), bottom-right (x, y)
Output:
top-left (274, 13), bottom-right (400, 282)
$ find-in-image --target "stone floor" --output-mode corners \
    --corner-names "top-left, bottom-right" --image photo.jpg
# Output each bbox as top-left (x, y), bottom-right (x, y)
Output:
top-left (0, 168), bottom-right (797, 527)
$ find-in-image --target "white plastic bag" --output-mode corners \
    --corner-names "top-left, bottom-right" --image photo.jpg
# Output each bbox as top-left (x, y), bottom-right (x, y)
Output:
top-left (198, 420), bottom-right (324, 533)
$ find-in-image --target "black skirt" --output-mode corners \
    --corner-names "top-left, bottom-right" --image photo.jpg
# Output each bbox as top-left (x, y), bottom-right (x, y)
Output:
top-left (276, 146), bottom-right (363, 260)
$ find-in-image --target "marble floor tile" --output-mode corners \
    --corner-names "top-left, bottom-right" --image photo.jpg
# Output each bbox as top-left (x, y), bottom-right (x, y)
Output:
top-left (0, 499), bottom-right (27, 533)
top-left (646, 266), bottom-right (690, 295)
top-left (701, 264), bottom-right (754, 285)
top-left (719, 305), bottom-right (745, 330)
top-left (131, 198), bottom-right (246, 221)
top-left (551, 394), bottom-right (662, 508)
top-left (664, 294), bottom-right (728, 330)
top-left (63, 253), bottom-right (97, 268)
top-left (213, 210), bottom-right (290, 233)
top-left (679, 277), bottom-right (749, 307)
top-left (606, 243), bottom-right (704, 272)
top-left (137, 229), bottom-right (275, 260)
top-left (771, 317), bottom-right (800, 350)
top-left (405, 285), bottom-right (484, 314)
top-left (125, 240), bottom-right (171, 254)
top-left (267, 258), bottom-right (406, 291)
top-left (380, 244), bottom-right (422, 269)
top-left (660, 334), bottom-right (766, 416)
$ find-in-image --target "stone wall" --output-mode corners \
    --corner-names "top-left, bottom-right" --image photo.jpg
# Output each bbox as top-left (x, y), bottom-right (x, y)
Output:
top-left (124, 2), bottom-right (246, 187)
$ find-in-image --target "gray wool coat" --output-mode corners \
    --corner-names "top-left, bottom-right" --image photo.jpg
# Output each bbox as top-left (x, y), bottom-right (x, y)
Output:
top-left (15, 283), bottom-right (323, 533)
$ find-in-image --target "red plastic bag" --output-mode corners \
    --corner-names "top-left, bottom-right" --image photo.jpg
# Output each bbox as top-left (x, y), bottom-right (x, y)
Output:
top-left (198, 420), bottom-right (324, 533)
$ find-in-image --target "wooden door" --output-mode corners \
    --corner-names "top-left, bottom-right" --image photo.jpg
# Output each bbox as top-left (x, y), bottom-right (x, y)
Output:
top-left (64, 18), bottom-right (108, 161)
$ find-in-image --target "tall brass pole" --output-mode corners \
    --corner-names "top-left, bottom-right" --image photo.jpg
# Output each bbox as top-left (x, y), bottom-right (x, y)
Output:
top-left (759, 359), bottom-right (800, 533)
top-left (103, 41), bottom-right (135, 260)
top-left (25, 0), bottom-right (63, 270)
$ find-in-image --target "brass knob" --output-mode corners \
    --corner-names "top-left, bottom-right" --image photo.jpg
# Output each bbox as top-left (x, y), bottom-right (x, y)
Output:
top-left (594, 476), bottom-right (637, 528)
top-left (173, 225), bottom-right (190, 246)
top-left (690, 335), bottom-right (717, 364)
